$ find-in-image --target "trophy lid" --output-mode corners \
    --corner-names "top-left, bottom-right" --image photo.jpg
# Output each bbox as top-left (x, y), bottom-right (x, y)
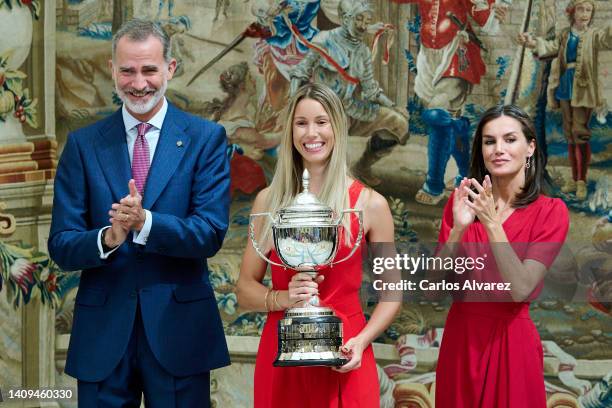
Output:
top-left (277, 169), bottom-right (335, 225)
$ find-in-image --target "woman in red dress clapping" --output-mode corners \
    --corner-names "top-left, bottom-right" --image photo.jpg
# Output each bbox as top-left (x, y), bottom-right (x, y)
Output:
top-left (435, 105), bottom-right (569, 408)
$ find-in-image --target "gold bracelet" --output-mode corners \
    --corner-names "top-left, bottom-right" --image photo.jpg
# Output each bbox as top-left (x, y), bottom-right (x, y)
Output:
top-left (263, 288), bottom-right (272, 312)
top-left (273, 290), bottom-right (283, 311)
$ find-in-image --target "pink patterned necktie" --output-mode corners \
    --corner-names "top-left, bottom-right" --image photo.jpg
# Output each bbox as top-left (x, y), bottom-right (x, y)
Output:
top-left (133, 122), bottom-right (152, 195)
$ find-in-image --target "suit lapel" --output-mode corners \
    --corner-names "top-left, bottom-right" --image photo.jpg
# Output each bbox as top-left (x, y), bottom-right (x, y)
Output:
top-left (96, 110), bottom-right (131, 202)
top-left (143, 105), bottom-right (190, 209)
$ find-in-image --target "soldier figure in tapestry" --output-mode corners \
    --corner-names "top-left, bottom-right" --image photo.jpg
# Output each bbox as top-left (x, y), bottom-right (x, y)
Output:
top-left (393, 0), bottom-right (507, 205)
top-left (289, 0), bottom-right (409, 186)
top-left (250, 0), bottom-right (321, 112)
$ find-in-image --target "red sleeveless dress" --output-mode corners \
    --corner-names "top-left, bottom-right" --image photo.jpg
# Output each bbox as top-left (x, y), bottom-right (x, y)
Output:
top-left (254, 180), bottom-right (380, 408)
top-left (435, 194), bottom-right (569, 408)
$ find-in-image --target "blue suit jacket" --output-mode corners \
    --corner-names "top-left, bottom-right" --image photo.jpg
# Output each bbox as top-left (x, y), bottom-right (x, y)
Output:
top-left (48, 103), bottom-right (231, 382)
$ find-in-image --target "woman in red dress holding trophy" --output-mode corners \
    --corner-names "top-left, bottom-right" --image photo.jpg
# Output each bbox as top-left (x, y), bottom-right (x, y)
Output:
top-left (435, 105), bottom-right (569, 407)
top-left (236, 83), bottom-right (401, 407)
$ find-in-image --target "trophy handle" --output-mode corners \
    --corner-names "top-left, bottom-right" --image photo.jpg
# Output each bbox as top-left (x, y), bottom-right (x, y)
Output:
top-left (249, 213), bottom-right (287, 268)
top-left (331, 209), bottom-right (364, 266)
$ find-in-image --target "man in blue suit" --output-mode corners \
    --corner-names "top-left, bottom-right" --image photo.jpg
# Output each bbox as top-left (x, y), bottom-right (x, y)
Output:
top-left (48, 19), bottom-right (230, 407)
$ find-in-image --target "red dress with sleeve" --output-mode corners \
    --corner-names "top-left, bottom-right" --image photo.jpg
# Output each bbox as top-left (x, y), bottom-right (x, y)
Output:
top-left (435, 193), bottom-right (569, 408)
top-left (253, 180), bottom-right (380, 408)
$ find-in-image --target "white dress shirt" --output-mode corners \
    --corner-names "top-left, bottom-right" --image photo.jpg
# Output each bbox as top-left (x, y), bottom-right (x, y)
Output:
top-left (98, 98), bottom-right (168, 258)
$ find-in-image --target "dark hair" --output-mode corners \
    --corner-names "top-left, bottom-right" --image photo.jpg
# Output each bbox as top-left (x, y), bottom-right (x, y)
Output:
top-left (469, 104), bottom-right (543, 208)
top-left (112, 19), bottom-right (172, 63)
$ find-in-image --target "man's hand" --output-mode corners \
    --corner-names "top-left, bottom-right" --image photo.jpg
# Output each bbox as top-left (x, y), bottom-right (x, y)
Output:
top-left (517, 32), bottom-right (536, 49)
top-left (104, 219), bottom-right (129, 249)
top-left (109, 179), bottom-right (146, 231)
top-left (493, 3), bottom-right (508, 23)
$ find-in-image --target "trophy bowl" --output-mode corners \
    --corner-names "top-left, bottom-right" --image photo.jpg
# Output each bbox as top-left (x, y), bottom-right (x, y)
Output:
top-left (273, 224), bottom-right (338, 269)
top-left (250, 170), bottom-right (363, 367)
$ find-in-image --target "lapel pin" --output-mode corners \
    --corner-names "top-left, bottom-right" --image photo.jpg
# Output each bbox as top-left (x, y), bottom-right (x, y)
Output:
top-left (177, 140), bottom-right (183, 147)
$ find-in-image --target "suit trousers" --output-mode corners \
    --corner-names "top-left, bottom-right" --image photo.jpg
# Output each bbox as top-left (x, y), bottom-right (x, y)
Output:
top-left (77, 301), bottom-right (211, 408)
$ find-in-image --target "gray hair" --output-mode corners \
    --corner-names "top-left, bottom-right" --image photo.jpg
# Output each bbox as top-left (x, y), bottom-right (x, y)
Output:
top-left (112, 19), bottom-right (172, 63)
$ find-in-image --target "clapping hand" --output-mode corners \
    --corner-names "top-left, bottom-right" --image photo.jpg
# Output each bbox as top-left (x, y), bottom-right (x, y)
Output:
top-left (105, 188), bottom-right (131, 248)
top-left (452, 177), bottom-right (476, 231)
top-left (109, 179), bottom-right (146, 231)
top-left (462, 176), bottom-right (502, 229)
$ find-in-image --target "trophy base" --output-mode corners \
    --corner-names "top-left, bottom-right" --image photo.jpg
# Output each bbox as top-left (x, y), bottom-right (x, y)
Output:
top-left (273, 306), bottom-right (349, 368)
top-left (274, 355), bottom-right (348, 367)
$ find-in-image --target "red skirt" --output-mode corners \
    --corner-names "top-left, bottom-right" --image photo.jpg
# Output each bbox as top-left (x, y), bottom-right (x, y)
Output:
top-left (435, 302), bottom-right (546, 408)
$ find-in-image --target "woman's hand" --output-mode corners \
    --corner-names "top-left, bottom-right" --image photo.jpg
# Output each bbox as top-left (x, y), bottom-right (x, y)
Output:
top-left (287, 273), bottom-right (323, 305)
top-left (463, 176), bottom-right (502, 230)
top-left (333, 336), bottom-right (367, 373)
top-left (452, 177), bottom-right (476, 231)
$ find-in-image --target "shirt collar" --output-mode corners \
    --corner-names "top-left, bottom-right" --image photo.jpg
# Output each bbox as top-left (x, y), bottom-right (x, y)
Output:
top-left (122, 97), bottom-right (168, 133)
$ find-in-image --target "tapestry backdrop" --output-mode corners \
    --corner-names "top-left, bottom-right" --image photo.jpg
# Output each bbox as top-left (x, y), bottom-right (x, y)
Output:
top-left (0, 0), bottom-right (610, 406)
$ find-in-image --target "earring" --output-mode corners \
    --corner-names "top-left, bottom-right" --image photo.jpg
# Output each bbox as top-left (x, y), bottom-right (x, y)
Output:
top-left (525, 156), bottom-right (533, 169)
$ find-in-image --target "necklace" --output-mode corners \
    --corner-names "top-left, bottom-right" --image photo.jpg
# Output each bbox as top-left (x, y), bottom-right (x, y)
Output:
top-left (495, 199), bottom-right (514, 223)
top-left (495, 200), bottom-right (510, 211)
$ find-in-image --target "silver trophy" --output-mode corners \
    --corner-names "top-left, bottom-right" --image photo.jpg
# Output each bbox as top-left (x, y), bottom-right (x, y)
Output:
top-left (250, 170), bottom-right (364, 366)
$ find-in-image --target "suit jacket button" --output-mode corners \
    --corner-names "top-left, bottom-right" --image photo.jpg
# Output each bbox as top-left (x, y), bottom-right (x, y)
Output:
top-left (130, 291), bottom-right (137, 299)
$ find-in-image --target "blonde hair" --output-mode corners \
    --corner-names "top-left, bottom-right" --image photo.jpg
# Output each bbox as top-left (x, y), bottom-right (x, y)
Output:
top-left (262, 83), bottom-right (353, 243)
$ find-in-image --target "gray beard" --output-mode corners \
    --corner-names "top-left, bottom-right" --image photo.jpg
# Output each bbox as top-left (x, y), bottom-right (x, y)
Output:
top-left (116, 79), bottom-right (167, 115)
